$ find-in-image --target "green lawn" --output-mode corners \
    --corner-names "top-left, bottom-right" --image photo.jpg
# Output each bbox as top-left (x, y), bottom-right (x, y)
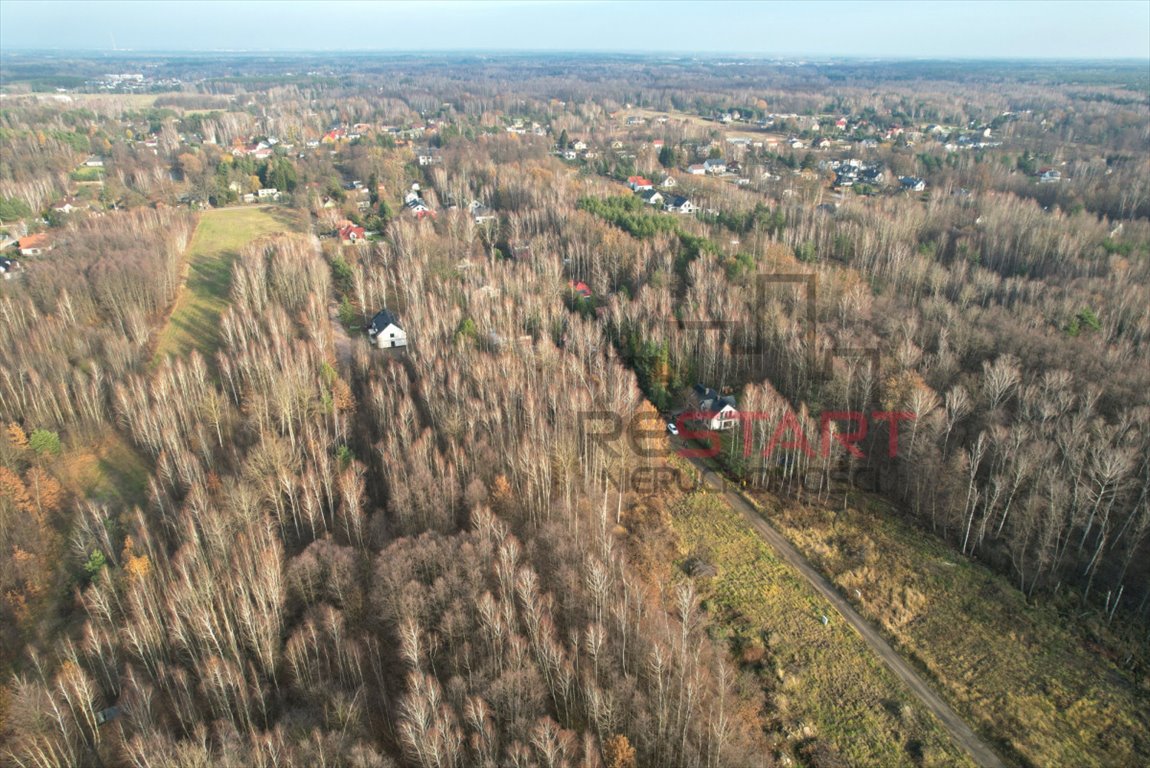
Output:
top-left (152, 206), bottom-right (302, 362)
top-left (669, 489), bottom-right (974, 767)
top-left (760, 492), bottom-right (1150, 768)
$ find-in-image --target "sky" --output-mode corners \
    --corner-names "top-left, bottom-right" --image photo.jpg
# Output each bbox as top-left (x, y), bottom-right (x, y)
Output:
top-left (0, 0), bottom-right (1148, 59)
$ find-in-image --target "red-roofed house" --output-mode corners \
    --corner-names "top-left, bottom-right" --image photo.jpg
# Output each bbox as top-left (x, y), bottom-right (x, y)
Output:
top-left (569, 280), bottom-right (592, 299)
top-left (627, 176), bottom-right (654, 191)
top-left (338, 224), bottom-right (365, 244)
top-left (18, 233), bottom-right (51, 257)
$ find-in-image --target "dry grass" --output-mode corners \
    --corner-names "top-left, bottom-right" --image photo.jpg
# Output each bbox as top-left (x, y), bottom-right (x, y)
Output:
top-left (54, 429), bottom-right (149, 508)
top-left (669, 488), bottom-right (974, 767)
top-left (761, 491), bottom-right (1150, 768)
top-left (152, 206), bottom-right (303, 363)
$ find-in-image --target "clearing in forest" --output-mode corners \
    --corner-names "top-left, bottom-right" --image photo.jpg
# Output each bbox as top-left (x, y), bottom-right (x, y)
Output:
top-left (763, 492), bottom-right (1150, 768)
top-left (153, 206), bottom-right (302, 362)
top-left (669, 489), bottom-right (977, 767)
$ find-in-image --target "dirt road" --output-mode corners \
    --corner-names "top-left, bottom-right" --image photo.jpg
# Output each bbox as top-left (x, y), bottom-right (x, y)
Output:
top-left (683, 455), bottom-right (1008, 768)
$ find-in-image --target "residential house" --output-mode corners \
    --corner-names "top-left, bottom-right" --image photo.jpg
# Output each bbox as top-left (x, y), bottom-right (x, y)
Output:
top-left (0, 257), bottom-right (18, 278)
top-left (18, 233), bottom-right (51, 257)
top-left (368, 309), bottom-right (407, 349)
top-left (687, 164), bottom-right (707, 175)
top-left (628, 176), bottom-right (654, 191)
top-left (899, 176), bottom-right (926, 192)
top-left (417, 149), bottom-right (443, 166)
top-left (83, 156), bottom-right (105, 168)
top-left (338, 224), bottom-right (366, 244)
top-left (571, 140), bottom-right (588, 151)
top-left (638, 189), bottom-right (664, 207)
top-left (568, 280), bottom-right (592, 300)
top-left (703, 158), bottom-right (727, 175)
top-left (469, 200), bottom-right (497, 224)
top-left (663, 195), bottom-right (695, 215)
top-left (562, 150), bottom-right (578, 160)
top-left (690, 385), bottom-right (739, 430)
top-left (659, 175), bottom-right (677, 189)
top-left (51, 197), bottom-right (81, 214)
top-left (406, 199), bottom-right (434, 219)
top-left (257, 188), bottom-right (281, 200)
top-left (1038, 168), bottom-right (1062, 184)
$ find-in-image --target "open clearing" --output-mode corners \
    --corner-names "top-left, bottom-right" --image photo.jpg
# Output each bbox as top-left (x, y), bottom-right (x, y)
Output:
top-left (763, 492), bottom-right (1150, 768)
top-left (669, 479), bottom-right (979, 767)
top-left (153, 206), bottom-right (302, 362)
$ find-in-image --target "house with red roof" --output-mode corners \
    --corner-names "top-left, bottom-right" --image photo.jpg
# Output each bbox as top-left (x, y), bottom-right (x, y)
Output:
top-left (569, 280), bottom-right (592, 299)
top-left (338, 224), bottom-right (365, 244)
top-left (18, 233), bottom-right (52, 257)
top-left (627, 176), bottom-right (654, 191)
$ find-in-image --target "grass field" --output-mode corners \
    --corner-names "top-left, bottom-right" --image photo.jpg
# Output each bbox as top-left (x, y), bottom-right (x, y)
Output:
top-left (669, 489), bottom-right (975, 767)
top-left (152, 206), bottom-right (302, 363)
top-left (758, 492), bottom-right (1150, 768)
top-left (54, 429), bottom-right (150, 509)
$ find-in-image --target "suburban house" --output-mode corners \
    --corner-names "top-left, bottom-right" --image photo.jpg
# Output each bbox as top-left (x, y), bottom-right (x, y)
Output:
top-left (18, 233), bottom-right (51, 257)
top-left (628, 176), bottom-right (654, 191)
top-left (257, 188), bottom-right (281, 200)
top-left (639, 189), bottom-right (664, 207)
top-left (660, 175), bottom-right (677, 188)
top-left (406, 198), bottom-right (434, 219)
top-left (1038, 168), bottom-right (1062, 183)
top-left (568, 280), bottom-right (592, 300)
top-left (469, 200), bottom-right (497, 224)
top-left (338, 223), bottom-right (366, 243)
top-left (51, 197), bottom-right (81, 214)
top-left (690, 384), bottom-right (739, 430)
top-left (417, 149), bottom-right (443, 166)
top-left (687, 164), bottom-right (707, 175)
top-left (404, 187), bottom-right (435, 219)
top-left (368, 309), bottom-right (407, 349)
top-left (703, 158), bottom-right (728, 174)
top-left (900, 176), bottom-right (927, 192)
top-left (664, 195), bottom-right (695, 215)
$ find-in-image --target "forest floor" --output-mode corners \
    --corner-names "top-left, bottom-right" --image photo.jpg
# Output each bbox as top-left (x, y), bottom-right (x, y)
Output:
top-left (757, 489), bottom-right (1150, 768)
top-left (152, 205), bottom-right (302, 364)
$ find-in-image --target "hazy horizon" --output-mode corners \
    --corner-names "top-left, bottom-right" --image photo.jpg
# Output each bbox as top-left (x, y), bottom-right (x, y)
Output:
top-left (1, 0), bottom-right (1148, 60)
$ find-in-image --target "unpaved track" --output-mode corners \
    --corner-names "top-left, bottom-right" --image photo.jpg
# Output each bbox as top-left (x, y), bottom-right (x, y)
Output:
top-left (683, 455), bottom-right (1008, 768)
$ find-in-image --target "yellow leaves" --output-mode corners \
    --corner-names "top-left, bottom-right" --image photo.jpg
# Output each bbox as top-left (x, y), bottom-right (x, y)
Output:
top-left (603, 734), bottom-right (637, 768)
top-left (882, 370), bottom-right (928, 412)
top-left (490, 474), bottom-right (513, 516)
top-left (332, 377), bottom-right (356, 413)
top-left (120, 534), bottom-right (152, 582)
top-left (6, 423), bottom-right (28, 449)
top-left (0, 466), bottom-right (33, 514)
top-left (24, 466), bottom-right (63, 519)
top-left (124, 552), bottom-right (152, 583)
